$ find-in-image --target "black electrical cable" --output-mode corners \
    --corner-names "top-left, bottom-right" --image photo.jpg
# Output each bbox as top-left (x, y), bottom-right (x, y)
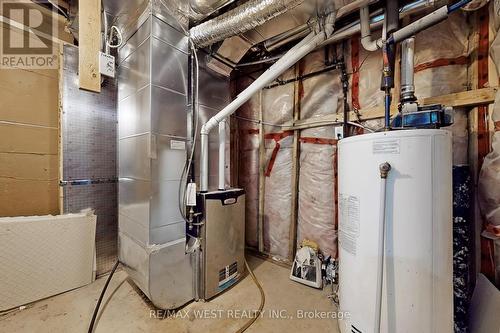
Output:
top-left (88, 260), bottom-right (119, 333)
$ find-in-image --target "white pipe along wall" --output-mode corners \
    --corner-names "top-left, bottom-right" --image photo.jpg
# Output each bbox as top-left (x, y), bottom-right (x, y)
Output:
top-left (199, 11), bottom-right (337, 192)
top-left (218, 119), bottom-right (226, 190)
top-left (199, 0), bottom-right (379, 192)
top-left (359, 6), bottom-right (383, 51)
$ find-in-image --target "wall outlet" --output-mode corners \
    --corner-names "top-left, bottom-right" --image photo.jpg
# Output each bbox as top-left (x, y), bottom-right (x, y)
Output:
top-left (335, 126), bottom-right (344, 140)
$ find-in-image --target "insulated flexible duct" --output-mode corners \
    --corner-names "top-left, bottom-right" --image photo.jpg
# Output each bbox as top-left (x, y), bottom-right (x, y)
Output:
top-left (190, 0), bottom-right (304, 48)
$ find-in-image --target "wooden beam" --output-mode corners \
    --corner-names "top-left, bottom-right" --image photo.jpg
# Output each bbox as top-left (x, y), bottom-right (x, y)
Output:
top-left (355, 87), bottom-right (498, 121)
top-left (422, 87), bottom-right (497, 109)
top-left (78, 0), bottom-right (101, 92)
top-left (283, 114), bottom-right (341, 131)
top-left (282, 87), bottom-right (498, 131)
top-left (0, 6), bottom-right (73, 46)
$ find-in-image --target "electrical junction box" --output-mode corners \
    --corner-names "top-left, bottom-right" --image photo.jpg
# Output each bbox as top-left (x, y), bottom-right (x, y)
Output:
top-left (99, 52), bottom-right (115, 78)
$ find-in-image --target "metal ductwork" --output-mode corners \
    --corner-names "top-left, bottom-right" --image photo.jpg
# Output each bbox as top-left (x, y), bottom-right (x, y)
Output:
top-left (190, 0), bottom-right (305, 48)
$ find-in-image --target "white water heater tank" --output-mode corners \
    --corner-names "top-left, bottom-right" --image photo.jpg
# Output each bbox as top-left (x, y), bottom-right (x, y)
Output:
top-left (337, 129), bottom-right (453, 333)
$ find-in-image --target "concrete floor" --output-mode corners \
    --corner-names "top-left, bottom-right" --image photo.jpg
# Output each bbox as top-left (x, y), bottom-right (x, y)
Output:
top-left (0, 256), bottom-right (340, 333)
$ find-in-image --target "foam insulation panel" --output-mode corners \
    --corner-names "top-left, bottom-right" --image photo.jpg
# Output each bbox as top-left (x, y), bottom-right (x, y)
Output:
top-left (0, 212), bottom-right (96, 311)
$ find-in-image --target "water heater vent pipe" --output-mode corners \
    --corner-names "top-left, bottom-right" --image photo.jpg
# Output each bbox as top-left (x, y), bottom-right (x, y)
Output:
top-left (400, 37), bottom-right (417, 105)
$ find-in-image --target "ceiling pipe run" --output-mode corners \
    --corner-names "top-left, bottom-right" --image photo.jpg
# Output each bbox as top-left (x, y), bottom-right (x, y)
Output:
top-left (200, 11), bottom-right (338, 192)
top-left (360, 6), bottom-right (383, 51)
top-left (199, 0), bottom-right (378, 192)
top-left (261, 0), bottom-right (377, 52)
top-left (387, 0), bottom-right (473, 45)
top-left (190, 0), bottom-right (305, 48)
top-left (266, 0), bottom-right (435, 53)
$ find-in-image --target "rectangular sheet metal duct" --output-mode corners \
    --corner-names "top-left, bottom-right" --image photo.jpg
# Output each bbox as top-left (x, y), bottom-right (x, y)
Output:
top-left (117, 4), bottom-right (193, 309)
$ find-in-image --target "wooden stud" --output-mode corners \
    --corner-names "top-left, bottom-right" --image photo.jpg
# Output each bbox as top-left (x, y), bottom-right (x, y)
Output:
top-left (289, 63), bottom-right (302, 260)
top-left (258, 90), bottom-right (265, 253)
top-left (78, 0), bottom-right (101, 92)
top-left (467, 11), bottom-right (482, 278)
top-left (230, 79), bottom-right (239, 188)
top-left (58, 43), bottom-right (64, 215)
top-left (476, 5), bottom-right (495, 279)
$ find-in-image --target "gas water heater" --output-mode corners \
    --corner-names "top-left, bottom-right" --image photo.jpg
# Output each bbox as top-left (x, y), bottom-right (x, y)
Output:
top-left (337, 129), bottom-right (453, 333)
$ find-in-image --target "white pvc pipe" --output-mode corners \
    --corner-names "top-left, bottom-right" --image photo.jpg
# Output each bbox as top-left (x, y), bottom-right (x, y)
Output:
top-left (199, 13), bottom-right (336, 192)
top-left (360, 6), bottom-right (383, 51)
top-left (218, 119), bottom-right (226, 190)
top-left (200, 132), bottom-right (209, 192)
top-left (391, 5), bottom-right (448, 44)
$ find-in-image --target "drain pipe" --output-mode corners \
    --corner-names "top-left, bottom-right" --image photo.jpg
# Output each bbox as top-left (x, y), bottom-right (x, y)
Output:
top-left (200, 12), bottom-right (337, 192)
top-left (360, 6), bottom-right (383, 51)
top-left (265, 0), bottom-right (378, 52)
top-left (375, 162), bottom-right (391, 333)
top-left (218, 119), bottom-right (226, 190)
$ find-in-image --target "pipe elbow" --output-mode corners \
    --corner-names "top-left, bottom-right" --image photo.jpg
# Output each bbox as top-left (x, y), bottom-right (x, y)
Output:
top-left (361, 36), bottom-right (381, 52)
top-left (201, 124), bottom-right (210, 136)
top-left (202, 117), bottom-right (220, 135)
top-left (359, 6), bottom-right (382, 51)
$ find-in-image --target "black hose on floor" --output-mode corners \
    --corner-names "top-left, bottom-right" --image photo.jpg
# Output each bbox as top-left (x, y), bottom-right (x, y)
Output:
top-left (86, 259), bottom-right (263, 333)
top-left (88, 260), bottom-right (119, 333)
